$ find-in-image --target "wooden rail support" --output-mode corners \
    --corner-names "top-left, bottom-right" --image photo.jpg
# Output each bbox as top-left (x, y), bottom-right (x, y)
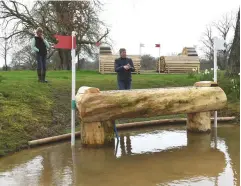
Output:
top-left (187, 81), bottom-right (218, 133)
top-left (81, 120), bottom-right (115, 146)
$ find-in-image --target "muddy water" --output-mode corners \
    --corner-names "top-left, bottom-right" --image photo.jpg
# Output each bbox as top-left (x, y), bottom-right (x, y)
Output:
top-left (0, 124), bottom-right (239, 186)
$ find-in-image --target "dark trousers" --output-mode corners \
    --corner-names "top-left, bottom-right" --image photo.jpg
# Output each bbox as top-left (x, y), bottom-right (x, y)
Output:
top-left (36, 54), bottom-right (47, 81)
top-left (118, 80), bottom-right (132, 90)
top-left (37, 54), bottom-right (46, 71)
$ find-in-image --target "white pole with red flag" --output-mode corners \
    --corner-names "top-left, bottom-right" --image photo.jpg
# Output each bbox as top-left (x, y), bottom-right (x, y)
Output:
top-left (53, 32), bottom-right (77, 146)
top-left (71, 31), bottom-right (77, 146)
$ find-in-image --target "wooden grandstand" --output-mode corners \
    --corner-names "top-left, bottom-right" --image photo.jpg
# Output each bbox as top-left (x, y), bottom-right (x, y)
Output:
top-left (156, 47), bottom-right (200, 73)
top-left (99, 46), bottom-right (141, 74)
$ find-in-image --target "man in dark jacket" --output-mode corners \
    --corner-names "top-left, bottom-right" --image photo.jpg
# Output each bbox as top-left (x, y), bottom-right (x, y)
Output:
top-left (31, 27), bottom-right (50, 83)
top-left (115, 48), bottom-right (135, 90)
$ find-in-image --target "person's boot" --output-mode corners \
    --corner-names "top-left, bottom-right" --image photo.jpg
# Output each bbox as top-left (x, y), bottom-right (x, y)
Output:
top-left (42, 71), bottom-right (48, 83)
top-left (37, 70), bottom-right (42, 82)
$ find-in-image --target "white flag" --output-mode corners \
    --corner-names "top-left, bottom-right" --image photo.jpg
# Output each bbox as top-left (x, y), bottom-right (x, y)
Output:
top-left (214, 37), bottom-right (225, 50)
top-left (140, 43), bottom-right (145, 47)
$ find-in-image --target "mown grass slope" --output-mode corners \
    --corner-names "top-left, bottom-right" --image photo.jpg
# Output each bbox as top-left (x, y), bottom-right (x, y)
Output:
top-left (0, 70), bottom-right (239, 156)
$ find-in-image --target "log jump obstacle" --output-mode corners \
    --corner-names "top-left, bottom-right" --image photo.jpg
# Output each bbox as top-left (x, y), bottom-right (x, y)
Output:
top-left (75, 81), bottom-right (227, 146)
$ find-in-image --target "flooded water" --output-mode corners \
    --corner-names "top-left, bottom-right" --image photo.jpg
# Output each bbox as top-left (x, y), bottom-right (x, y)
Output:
top-left (0, 124), bottom-right (239, 186)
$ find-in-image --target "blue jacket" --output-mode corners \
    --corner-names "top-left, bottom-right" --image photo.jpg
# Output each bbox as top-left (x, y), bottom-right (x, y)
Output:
top-left (115, 57), bottom-right (135, 81)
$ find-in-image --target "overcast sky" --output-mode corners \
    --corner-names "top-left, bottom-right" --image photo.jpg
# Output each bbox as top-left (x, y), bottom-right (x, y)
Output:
top-left (99, 0), bottom-right (239, 56)
top-left (0, 0), bottom-right (240, 67)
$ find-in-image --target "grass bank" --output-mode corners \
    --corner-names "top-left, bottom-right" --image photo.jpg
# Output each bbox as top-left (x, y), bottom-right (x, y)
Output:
top-left (0, 70), bottom-right (239, 156)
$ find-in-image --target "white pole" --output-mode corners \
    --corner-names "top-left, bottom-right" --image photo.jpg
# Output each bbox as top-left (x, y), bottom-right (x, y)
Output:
top-left (71, 31), bottom-right (76, 146)
top-left (139, 44), bottom-right (141, 56)
top-left (213, 39), bottom-right (217, 128)
top-left (98, 43), bottom-right (100, 73)
top-left (159, 45), bottom-right (161, 74)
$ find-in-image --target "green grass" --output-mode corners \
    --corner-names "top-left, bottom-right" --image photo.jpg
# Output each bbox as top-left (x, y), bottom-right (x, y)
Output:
top-left (0, 70), bottom-right (239, 156)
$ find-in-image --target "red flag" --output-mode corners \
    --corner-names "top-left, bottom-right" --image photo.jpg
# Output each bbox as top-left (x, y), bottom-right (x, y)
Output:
top-left (54, 35), bottom-right (76, 49)
top-left (96, 42), bottom-right (101, 47)
top-left (155, 44), bottom-right (160, 47)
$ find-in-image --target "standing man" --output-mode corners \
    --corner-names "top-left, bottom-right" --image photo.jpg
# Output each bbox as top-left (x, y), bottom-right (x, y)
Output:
top-left (31, 27), bottom-right (50, 83)
top-left (115, 48), bottom-right (135, 90)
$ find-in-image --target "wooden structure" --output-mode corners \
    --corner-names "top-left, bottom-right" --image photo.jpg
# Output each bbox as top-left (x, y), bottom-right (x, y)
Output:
top-left (156, 47), bottom-right (200, 73)
top-left (99, 46), bottom-right (141, 74)
top-left (182, 47), bottom-right (198, 56)
top-left (157, 55), bottom-right (200, 73)
top-left (75, 81), bottom-right (227, 146)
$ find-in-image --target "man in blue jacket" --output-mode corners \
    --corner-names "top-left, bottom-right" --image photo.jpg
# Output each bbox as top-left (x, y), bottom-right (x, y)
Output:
top-left (31, 27), bottom-right (50, 83)
top-left (115, 48), bottom-right (135, 90)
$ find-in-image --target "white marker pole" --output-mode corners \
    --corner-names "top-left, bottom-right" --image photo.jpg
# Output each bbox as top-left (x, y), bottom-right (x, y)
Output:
top-left (213, 39), bottom-right (218, 128)
top-left (71, 31), bottom-right (76, 146)
top-left (213, 37), bottom-right (225, 128)
top-left (159, 44), bottom-right (161, 74)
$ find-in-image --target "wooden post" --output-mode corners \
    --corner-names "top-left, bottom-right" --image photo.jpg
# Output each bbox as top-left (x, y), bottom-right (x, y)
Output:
top-left (187, 81), bottom-right (218, 133)
top-left (81, 120), bottom-right (115, 146)
top-left (76, 86), bottom-right (115, 146)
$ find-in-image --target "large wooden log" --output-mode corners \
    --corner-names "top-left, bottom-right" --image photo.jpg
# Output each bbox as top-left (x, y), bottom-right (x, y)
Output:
top-left (76, 86), bottom-right (227, 123)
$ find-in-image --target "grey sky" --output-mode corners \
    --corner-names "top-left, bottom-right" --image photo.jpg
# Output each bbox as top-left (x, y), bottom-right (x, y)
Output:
top-left (100, 0), bottom-right (239, 56)
top-left (0, 0), bottom-right (240, 67)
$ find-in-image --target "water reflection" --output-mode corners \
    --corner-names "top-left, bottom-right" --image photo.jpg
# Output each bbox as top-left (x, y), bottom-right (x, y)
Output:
top-left (117, 130), bottom-right (187, 157)
top-left (0, 155), bottom-right (43, 186)
top-left (0, 125), bottom-right (239, 186)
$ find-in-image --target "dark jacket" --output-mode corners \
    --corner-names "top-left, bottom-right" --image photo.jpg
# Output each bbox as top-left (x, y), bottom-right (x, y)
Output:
top-left (31, 36), bottom-right (50, 56)
top-left (115, 57), bottom-right (135, 81)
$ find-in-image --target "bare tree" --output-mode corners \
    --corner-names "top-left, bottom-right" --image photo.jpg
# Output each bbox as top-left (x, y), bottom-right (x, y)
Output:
top-left (213, 12), bottom-right (234, 70)
top-left (10, 45), bottom-right (36, 70)
top-left (0, 0), bottom-right (110, 70)
top-left (0, 32), bottom-right (12, 71)
top-left (200, 11), bottom-right (235, 70)
top-left (200, 25), bottom-right (214, 63)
